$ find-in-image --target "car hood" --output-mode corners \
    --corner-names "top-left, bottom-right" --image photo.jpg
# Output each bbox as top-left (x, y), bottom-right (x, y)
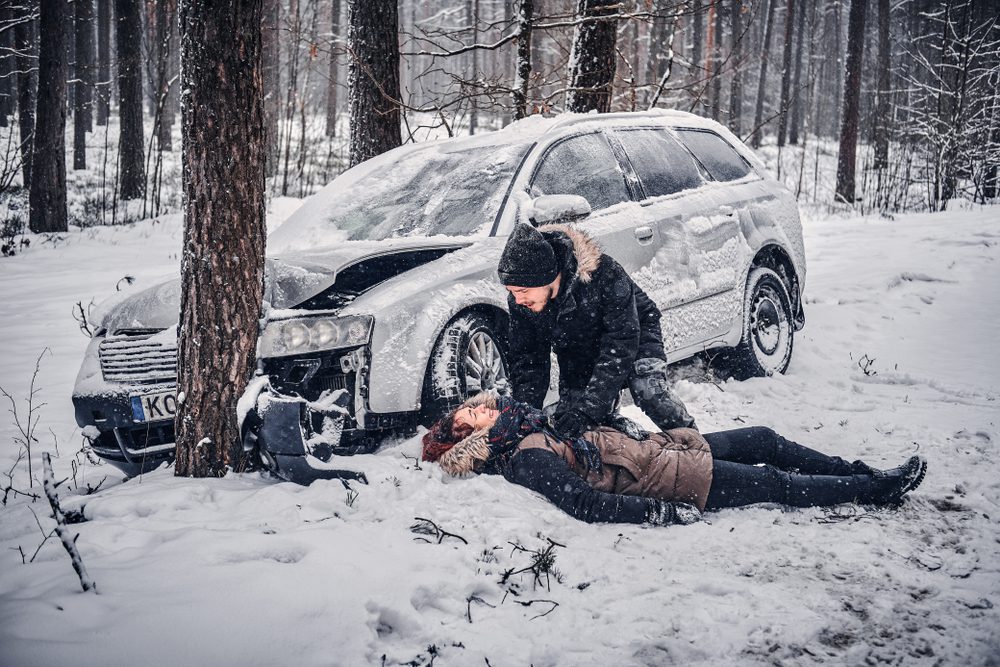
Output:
top-left (99, 237), bottom-right (473, 332)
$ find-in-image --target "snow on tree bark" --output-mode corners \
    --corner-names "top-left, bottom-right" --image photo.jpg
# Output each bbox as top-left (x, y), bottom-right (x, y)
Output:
top-left (347, 0), bottom-right (401, 168)
top-left (115, 0), bottom-right (146, 200)
top-left (728, 0), bottom-right (743, 135)
top-left (155, 0), bottom-right (176, 152)
top-left (835, 0), bottom-right (867, 204)
top-left (511, 0), bottom-right (533, 120)
top-left (873, 0), bottom-right (890, 169)
top-left (566, 0), bottom-right (618, 114)
top-left (29, 0), bottom-right (68, 233)
top-left (176, 0), bottom-right (266, 477)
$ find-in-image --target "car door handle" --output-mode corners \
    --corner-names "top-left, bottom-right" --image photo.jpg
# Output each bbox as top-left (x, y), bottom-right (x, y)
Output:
top-left (634, 226), bottom-right (654, 243)
top-left (718, 205), bottom-right (737, 217)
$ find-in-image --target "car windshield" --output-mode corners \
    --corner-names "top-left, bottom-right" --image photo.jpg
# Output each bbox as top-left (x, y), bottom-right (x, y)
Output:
top-left (276, 141), bottom-right (532, 245)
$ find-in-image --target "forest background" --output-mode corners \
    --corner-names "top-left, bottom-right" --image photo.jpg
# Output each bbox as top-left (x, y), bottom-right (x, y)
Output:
top-left (1, 0), bottom-right (997, 252)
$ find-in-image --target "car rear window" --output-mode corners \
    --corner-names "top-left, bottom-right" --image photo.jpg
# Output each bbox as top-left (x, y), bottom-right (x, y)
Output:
top-left (530, 133), bottom-right (630, 211)
top-left (615, 128), bottom-right (704, 198)
top-left (675, 129), bottom-right (753, 182)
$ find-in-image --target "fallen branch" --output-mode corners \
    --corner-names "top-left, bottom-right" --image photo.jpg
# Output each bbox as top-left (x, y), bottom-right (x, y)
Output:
top-left (42, 453), bottom-right (97, 593)
top-left (410, 517), bottom-right (469, 545)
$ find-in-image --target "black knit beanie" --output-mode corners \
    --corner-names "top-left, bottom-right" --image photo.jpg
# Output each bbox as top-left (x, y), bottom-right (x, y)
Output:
top-left (497, 223), bottom-right (559, 287)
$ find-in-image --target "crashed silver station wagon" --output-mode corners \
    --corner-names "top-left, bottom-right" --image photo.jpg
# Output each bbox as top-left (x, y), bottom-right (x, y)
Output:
top-left (72, 110), bottom-right (806, 482)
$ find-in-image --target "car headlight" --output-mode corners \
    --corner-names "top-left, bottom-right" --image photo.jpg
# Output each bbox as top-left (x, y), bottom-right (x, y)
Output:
top-left (259, 314), bottom-right (373, 358)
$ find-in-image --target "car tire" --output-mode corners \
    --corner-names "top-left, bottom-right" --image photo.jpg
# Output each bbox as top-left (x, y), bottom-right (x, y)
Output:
top-left (718, 267), bottom-right (795, 380)
top-left (420, 313), bottom-right (510, 426)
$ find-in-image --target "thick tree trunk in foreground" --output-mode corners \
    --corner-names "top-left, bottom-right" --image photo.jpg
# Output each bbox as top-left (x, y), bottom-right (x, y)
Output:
top-left (347, 0), bottom-right (401, 167)
top-left (115, 0), bottom-right (145, 200)
top-left (15, 6), bottom-right (36, 186)
top-left (176, 0), bottom-right (266, 477)
top-left (74, 0), bottom-right (95, 170)
top-left (566, 0), bottom-right (618, 114)
top-left (29, 0), bottom-right (68, 233)
top-left (835, 0), bottom-right (866, 204)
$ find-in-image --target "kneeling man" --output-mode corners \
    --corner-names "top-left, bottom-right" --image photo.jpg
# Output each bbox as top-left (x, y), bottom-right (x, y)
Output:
top-left (498, 222), bottom-right (696, 438)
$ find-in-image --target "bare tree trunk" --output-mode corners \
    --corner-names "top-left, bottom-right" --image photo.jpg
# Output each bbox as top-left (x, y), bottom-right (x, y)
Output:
top-left (873, 0), bottom-right (890, 168)
top-left (834, 0), bottom-right (866, 204)
top-left (831, 0), bottom-right (842, 137)
top-left (325, 0), bottom-right (341, 137)
top-left (115, 0), bottom-right (145, 200)
top-left (262, 0), bottom-right (279, 174)
top-left (566, 0), bottom-right (618, 113)
top-left (176, 0), bottom-right (266, 478)
top-left (14, 4), bottom-right (36, 186)
top-left (467, 0), bottom-right (478, 134)
top-left (511, 0), bottom-right (532, 120)
top-left (347, 0), bottom-right (401, 167)
top-left (750, 0), bottom-right (776, 147)
top-left (691, 0), bottom-right (703, 85)
top-left (709, 0), bottom-right (723, 121)
top-left (728, 0), bottom-right (743, 134)
top-left (788, 0), bottom-right (806, 144)
top-left (74, 0), bottom-right (95, 170)
top-left (29, 0), bottom-right (68, 233)
top-left (96, 0), bottom-right (111, 125)
top-left (0, 5), bottom-right (13, 126)
top-left (155, 0), bottom-right (175, 151)
top-left (776, 0), bottom-right (796, 146)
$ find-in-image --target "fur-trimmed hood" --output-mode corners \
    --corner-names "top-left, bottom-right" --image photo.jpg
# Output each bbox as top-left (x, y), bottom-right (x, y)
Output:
top-left (437, 392), bottom-right (498, 476)
top-left (537, 223), bottom-right (603, 285)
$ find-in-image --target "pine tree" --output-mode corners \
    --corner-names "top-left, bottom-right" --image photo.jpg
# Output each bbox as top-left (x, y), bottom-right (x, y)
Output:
top-left (347, 0), bottom-right (401, 167)
top-left (566, 0), bottom-right (618, 113)
top-left (73, 0), bottom-right (95, 170)
top-left (29, 0), bottom-right (68, 233)
top-left (835, 0), bottom-right (867, 203)
top-left (175, 0), bottom-right (267, 477)
top-left (115, 0), bottom-right (145, 200)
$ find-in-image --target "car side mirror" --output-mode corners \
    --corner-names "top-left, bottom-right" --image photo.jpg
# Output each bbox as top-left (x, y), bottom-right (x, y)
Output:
top-left (528, 194), bottom-right (592, 225)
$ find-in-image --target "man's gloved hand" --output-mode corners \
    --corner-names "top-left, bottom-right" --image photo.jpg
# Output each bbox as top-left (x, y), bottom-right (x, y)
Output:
top-left (552, 408), bottom-right (597, 439)
top-left (645, 499), bottom-right (702, 526)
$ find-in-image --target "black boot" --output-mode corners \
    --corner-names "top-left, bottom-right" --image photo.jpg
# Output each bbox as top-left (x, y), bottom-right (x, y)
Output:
top-left (867, 456), bottom-right (927, 505)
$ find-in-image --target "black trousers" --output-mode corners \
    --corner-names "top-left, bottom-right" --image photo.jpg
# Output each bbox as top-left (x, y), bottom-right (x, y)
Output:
top-left (703, 427), bottom-right (872, 510)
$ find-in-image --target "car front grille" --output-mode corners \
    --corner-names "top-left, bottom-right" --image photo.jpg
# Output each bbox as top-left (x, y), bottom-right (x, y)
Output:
top-left (99, 329), bottom-right (177, 385)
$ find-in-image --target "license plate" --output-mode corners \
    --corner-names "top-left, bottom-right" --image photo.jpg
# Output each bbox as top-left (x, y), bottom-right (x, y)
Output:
top-left (130, 390), bottom-right (177, 423)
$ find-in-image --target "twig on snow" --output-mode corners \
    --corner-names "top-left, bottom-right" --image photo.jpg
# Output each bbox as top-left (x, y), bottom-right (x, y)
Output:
top-left (410, 517), bottom-right (469, 545)
top-left (42, 453), bottom-right (97, 593)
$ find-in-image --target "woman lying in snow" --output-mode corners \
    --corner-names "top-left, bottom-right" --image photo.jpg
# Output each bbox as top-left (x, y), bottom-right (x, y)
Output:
top-left (421, 393), bottom-right (927, 526)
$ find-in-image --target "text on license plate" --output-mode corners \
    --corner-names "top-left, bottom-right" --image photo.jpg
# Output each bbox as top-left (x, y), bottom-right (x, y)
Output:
top-left (130, 390), bottom-right (177, 423)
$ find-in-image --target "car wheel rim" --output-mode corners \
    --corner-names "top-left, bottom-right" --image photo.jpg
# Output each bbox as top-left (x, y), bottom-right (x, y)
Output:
top-left (465, 331), bottom-right (508, 393)
top-left (750, 283), bottom-right (790, 372)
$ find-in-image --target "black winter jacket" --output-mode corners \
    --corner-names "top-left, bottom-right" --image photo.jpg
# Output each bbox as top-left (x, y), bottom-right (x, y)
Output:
top-left (507, 225), bottom-right (666, 423)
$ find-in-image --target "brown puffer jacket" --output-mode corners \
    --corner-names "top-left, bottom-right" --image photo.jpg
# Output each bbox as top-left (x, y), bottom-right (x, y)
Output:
top-left (517, 426), bottom-right (713, 511)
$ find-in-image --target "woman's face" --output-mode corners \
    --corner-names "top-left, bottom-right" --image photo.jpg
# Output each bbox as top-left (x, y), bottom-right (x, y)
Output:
top-left (454, 403), bottom-right (499, 430)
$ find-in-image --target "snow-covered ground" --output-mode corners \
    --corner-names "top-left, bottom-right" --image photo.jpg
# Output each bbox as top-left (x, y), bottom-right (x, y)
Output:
top-left (0, 203), bottom-right (998, 666)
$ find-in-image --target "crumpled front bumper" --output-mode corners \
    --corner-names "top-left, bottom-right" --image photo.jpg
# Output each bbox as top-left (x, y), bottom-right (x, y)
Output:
top-left (243, 388), bottom-right (369, 486)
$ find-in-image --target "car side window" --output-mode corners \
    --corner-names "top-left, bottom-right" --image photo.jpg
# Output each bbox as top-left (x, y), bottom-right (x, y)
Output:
top-left (530, 133), bottom-right (630, 211)
top-left (614, 128), bottom-right (704, 198)
top-left (675, 129), bottom-right (754, 182)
